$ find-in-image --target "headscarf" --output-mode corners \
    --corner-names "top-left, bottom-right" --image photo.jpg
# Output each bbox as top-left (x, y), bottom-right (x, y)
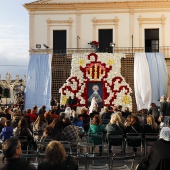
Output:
top-left (160, 127), bottom-right (170, 141)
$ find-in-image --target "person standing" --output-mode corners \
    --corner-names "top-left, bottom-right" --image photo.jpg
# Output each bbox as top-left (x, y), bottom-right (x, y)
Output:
top-left (50, 97), bottom-right (56, 108)
top-left (165, 97), bottom-right (170, 125)
top-left (148, 103), bottom-right (160, 125)
top-left (71, 96), bottom-right (78, 111)
top-left (39, 105), bottom-right (46, 115)
top-left (160, 96), bottom-right (168, 126)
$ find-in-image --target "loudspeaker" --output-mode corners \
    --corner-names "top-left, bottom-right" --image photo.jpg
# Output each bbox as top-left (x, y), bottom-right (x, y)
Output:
top-left (4, 88), bottom-right (10, 98)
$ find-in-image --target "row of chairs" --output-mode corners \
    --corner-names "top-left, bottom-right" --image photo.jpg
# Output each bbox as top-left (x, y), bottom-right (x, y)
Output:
top-left (17, 132), bottom-right (159, 170)
top-left (34, 132), bottom-right (159, 157)
top-left (18, 135), bottom-right (136, 170)
top-left (107, 133), bottom-right (159, 157)
top-left (20, 146), bottom-right (135, 170)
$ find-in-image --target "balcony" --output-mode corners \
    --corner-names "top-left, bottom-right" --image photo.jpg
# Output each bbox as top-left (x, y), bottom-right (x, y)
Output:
top-left (52, 46), bottom-right (170, 58)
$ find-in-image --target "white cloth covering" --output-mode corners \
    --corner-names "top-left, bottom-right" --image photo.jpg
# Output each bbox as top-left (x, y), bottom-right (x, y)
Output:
top-left (25, 54), bottom-right (52, 111)
top-left (134, 53), bottom-right (152, 111)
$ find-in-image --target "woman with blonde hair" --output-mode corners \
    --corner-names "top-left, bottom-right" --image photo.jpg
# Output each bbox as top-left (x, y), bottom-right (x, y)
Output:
top-left (37, 141), bottom-right (78, 170)
top-left (109, 113), bottom-right (122, 125)
top-left (144, 115), bottom-right (159, 134)
top-left (105, 113), bottom-right (125, 152)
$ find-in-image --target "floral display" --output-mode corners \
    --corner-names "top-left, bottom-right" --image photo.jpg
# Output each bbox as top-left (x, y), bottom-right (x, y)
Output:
top-left (88, 41), bottom-right (99, 48)
top-left (59, 52), bottom-right (132, 111)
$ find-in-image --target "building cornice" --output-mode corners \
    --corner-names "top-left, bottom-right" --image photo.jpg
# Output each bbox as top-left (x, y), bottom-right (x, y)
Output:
top-left (24, 2), bottom-right (170, 12)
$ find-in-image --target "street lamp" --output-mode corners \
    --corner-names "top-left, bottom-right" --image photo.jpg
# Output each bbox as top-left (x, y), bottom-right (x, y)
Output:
top-left (110, 43), bottom-right (116, 53)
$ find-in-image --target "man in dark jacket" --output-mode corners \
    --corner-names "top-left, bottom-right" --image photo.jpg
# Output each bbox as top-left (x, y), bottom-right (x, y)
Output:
top-left (160, 96), bottom-right (169, 126)
top-left (38, 105), bottom-right (46, 115)
top-left (0, 136), bottom-right (36, 170)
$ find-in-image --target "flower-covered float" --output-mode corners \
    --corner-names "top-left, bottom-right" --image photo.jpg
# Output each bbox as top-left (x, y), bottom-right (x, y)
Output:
top-left (59, 53), bottom-right (132, 111)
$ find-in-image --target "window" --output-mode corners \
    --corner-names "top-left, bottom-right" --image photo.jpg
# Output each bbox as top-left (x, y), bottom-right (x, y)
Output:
top-left (53, 30), bottom-right (66, 54)
top-left (98, 29), bottom-right (113, 53)
top-left (145, 29), bottom-right (159, 52)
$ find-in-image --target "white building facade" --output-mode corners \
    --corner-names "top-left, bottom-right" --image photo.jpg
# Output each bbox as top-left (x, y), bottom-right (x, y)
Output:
top-left (24, 0), bottom-right (170, 53)
top-left (24, 0), bottom-right (170, 109)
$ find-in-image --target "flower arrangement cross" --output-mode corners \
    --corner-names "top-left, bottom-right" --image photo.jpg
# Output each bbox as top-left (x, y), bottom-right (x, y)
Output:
top-left (88, 41), bottom-right (99, 48)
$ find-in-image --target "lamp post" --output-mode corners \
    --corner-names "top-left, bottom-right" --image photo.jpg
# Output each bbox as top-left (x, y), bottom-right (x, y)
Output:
top-left (110, 43), bottom-right (116, 53)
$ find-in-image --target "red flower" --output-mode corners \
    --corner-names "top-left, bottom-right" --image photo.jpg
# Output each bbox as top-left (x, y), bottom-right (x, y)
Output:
top-left (88, 41), bottom-right (99, 47)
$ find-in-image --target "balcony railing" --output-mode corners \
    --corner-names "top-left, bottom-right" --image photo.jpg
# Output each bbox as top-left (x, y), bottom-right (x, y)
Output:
top-left (52, 46), bottom-right (170, 58)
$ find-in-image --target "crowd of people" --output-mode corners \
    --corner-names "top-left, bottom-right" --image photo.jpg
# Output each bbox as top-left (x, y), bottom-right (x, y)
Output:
top-left (0, 95), bottom-right (170, 169)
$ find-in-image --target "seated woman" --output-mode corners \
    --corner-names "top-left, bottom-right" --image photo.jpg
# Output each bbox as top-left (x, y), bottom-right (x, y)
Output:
top-left (37, 140), bottom-right (78, 170)
top-left (105, 113), bottom-right (125, 152)
top-left (125, 115), bottom-right (143, 134)
top-left (101, 106), bottom-right (112, 124)
top-left (117, 111), bottom-right (125, 124)
top-left (44, 111), bottom-right (53, 125)
top-left (124, 115), bottom-right (132, 127)
top-left (14, 118), bottom-right (37, 150)
top-left (78, 107), bottom-right (90, 133)
top-left (125, 115), bottom-right (143, 152)
top-left (1, 137), bottom-right (36, 170)
top-left (88, 115), bottom-right (105, 153)
top-left (105, 113), bottom-right (125, 136)
top-left (33, 114), bottom-right (48, 141)
top-left (33, 114), bottom-right (48, 131)
top-left (41, 118), bottom-right (63, 141)
top-left (11, 111), bottom-right (22, 128)
top-left (144, 115), bottom-right (159, 134)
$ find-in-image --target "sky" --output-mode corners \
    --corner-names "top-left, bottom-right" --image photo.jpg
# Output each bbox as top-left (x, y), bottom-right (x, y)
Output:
top-left (0, 0), bottom-right (35, 80)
